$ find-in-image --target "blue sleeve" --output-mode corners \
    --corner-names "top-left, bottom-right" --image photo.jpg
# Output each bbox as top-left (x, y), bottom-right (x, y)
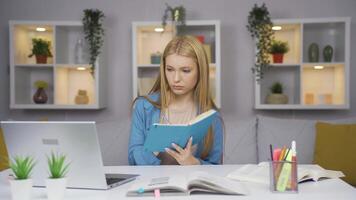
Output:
top-left (128, 98), bottom-right (161, 165)
top-left (197, 115), bottom-right (224, 165)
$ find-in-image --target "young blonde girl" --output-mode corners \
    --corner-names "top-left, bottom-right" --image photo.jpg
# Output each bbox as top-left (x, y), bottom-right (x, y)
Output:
top-left (128, 35), bottom-right (223, 165)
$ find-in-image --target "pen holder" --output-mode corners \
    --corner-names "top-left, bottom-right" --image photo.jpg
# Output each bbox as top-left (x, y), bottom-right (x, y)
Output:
top-left (269, 161), bottom-right (298, 193)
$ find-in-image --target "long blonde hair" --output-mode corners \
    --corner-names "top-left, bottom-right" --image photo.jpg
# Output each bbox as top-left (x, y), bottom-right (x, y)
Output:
top-left (145, 35), bottom-right (218, 159)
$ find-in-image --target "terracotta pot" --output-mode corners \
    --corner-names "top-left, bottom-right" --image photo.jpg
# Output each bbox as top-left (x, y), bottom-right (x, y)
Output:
top-left (35, 55), bottom-right (48, 64)
top-left (272, 53), bottom-right (284, 63)
top-left (33, 88), bottom-right (48, 104)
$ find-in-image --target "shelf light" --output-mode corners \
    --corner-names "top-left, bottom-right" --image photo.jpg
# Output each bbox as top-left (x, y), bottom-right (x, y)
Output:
top-left (36, 27), bottom-right (46, 32)
top-left (314, 65), bottom-right (324, 70)
top-left (77, 67), bottom-right (86, 71)
top-left (272, 26), bottom-right (282, 31)
top-left (154, 27), bottom-right (164, 32)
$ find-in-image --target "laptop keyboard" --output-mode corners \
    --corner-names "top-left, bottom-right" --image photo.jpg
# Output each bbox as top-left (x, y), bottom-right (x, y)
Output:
top-left (106, 177), bottom-right (126, 185)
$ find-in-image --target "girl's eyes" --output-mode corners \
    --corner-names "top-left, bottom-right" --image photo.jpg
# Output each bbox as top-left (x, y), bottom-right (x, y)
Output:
top-left (166, 68), bottom-right (173, 72)
top-left (182, 69), bottom-right (191, 73)
top-left (166, 67), bottom-right (191, 73)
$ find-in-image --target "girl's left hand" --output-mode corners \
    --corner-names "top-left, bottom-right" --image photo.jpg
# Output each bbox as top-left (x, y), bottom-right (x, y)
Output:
top-left (165, 137), bottom-right (200, 165)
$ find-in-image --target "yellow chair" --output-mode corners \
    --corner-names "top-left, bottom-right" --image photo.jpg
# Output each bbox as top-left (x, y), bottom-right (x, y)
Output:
top-left (0, 128), bottom-right (9, 171)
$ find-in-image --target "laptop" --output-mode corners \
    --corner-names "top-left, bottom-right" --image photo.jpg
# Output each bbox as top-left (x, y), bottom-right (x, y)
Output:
top-left (1, 121), bottom-right (139, 190)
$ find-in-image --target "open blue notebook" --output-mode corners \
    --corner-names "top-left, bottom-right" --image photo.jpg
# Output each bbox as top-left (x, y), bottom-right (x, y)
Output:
top-left (143, 109), bottom-right (217, 152)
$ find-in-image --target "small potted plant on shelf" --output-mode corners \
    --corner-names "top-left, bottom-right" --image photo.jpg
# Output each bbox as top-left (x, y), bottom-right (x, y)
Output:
top-left (46, 152), bottom-right (70, 200)
top-left (28, 38), bottom-right (53, 64)
top-left (266, 82), bottom-right (288, 104)
top-left (33, 80), bottom-right (48, 104)
top-left (268, 40), bottom-right (289, 63)
top-left (9, 155), bottom-right (36, 200)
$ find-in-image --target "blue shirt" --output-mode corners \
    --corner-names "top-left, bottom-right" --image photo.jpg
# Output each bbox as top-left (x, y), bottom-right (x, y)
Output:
top-left (128, 93), bottom-right (224, 165)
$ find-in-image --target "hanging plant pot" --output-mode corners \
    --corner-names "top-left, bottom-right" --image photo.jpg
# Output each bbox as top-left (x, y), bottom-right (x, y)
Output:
top-left (33, 88), bottom-right (48, 104)
top-left (35, 55), bottom-right (48, 64)
top-left (272, 53), bottom-right (284, 63)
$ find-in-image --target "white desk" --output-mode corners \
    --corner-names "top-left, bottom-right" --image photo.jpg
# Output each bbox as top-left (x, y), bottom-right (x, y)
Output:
top-left (1, 165), bottom-right (355, 200)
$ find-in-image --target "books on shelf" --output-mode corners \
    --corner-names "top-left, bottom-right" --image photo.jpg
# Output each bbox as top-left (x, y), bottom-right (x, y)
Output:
top-left (226, 162), bottom-right (345, 184)
top-left (143, 109), bottom-right (217, 152)
top-left (127, 171), bottom-right (249, 196)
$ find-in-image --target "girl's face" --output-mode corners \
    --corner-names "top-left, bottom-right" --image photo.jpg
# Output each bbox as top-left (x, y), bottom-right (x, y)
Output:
top-left (165, 53), bottom-right (198, 97)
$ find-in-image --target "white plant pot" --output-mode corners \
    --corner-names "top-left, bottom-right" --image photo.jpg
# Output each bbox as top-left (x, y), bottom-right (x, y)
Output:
top-left (46, 177), bottom-right (67, 200)
top-left (9, 179), bottom-right (33, 200)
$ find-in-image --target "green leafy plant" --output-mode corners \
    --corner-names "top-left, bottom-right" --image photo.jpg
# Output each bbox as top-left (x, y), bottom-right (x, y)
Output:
top-left (47, 152), bottom-right (70, 179)
top-left (82, 9), bottom-right (105, 76)
top-left (9, 155), bottom-right (36, 180)
top-left (247, 3), bottom-right (274, 81)
top-left (270, 82), bottom-right (283, 94)
top-left (28, 38), bottom-right (53, 58)
top-left (269, 40), bottom-right (289, 54)
top-left (34, 80), bottom-right (48, 89)
top-left (162, 3), bottom-right (186, 33)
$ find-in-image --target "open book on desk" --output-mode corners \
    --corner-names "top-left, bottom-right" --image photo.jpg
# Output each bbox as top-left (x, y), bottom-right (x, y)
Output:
top-left (127, 171), bottom-right (249, 196)
top-left (144, 109), bottom-right (217, 152)
top-left (226, 162), bottom-right (345, 184)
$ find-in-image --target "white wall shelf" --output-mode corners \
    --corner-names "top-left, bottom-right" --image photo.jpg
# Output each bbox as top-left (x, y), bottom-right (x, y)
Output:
top-left (132, 20), bottom-right (221, 107)
top-left (9, 20), bottom-right (107, 109)
top-left (255, 17), bottom-right (350, 110)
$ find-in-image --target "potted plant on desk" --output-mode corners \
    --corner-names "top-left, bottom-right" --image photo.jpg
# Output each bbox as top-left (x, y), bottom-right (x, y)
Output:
top-left (9, 155), bottom-right (36, 200)
top-left (46, 152), bottom-right (70, 200)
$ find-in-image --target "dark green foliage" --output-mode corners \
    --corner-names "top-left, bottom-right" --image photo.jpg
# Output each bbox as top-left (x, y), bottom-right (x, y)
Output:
top-left (247, 3), bottom-right (274, 81)
top-left (82, 9), bottom-right (105, 76)
top-left (270, 82), bottom-right (283, 94)
top-left (269, 40), bottom-right (289, 54)
top-left (10, 155), bottom-right (36, 180)
top-left (28, 38), bottom-right (53, 57)
top-left (162, 3), bottom-right (186, 33)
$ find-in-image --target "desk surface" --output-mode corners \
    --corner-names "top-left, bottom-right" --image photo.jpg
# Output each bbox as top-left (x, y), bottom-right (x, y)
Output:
top-left (1, 165), bottom-right (355, 200)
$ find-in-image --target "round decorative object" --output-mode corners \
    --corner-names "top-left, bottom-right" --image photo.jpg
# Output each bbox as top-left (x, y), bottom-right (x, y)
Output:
top-left (323, 45), bottom-right (333, 62)
top-left (33, 88), bottom-right (48, 104)
top-left (150, 52), bottom-right (162, 64)
top-left (266, 94), bottom-right (288, 104)
top-left (75, 90), bottom-right (89, 104)
top-left (308, 43), bottom-right (319, 62)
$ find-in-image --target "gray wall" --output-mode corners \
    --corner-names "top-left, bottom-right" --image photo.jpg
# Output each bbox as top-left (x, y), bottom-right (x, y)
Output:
top-left (0, 0), bottom-right (355, 165)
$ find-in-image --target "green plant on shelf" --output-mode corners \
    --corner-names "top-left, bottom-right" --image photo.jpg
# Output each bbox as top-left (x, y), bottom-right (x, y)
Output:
top-left (268, 40), bottom-right (289, 54)
top-left (34, 80), bottom-right (48, 89)
top-left (161, 3), bottom-right (186, 33)
top-left (82, 9), bottom-right (105, 76)
top-left (47, 152), bottom-right (70, 179)
top-left (9, 155), bottom-right (36, 180)
top-left (28, 38), bottom-right (53, 58)
top-left (270, 82), bottom-right (283, 94)
top-left (246, 3), bottom-right (274, 81)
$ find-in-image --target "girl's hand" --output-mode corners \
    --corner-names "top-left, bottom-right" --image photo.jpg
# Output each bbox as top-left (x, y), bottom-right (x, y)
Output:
top-left (165, 137), bottom-right (200, 165)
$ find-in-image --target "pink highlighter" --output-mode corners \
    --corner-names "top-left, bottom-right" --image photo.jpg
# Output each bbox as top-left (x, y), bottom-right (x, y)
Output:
top-left (273, 148), bottom-right (282, 161)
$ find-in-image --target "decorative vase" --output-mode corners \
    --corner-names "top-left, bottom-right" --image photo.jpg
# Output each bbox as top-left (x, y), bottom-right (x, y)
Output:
top-left (35, 55), bottom-right (47, 64)
top-left (266, 94), bottom-right (288, 104)
top-left (308, 43), bottom-right (319, 62)
top-left (75, 90), bottom-right (89, 104)
top-left (33, 88), bottom-right (48, 104)
top-left (150, 52), bottom-right (162, 64)
top-left (46, 178), bottom-right (67, 200)
top-left (323, 45), bottom-right (333, 62)
top-left (75, 39), bottom-right (84, 64)
top-left (9, 179), bottom-right (33, 200)
top-left (272, 53), bottom-right (284, 63)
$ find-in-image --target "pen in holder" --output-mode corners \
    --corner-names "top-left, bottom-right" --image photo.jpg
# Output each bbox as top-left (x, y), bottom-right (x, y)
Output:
top-left (269, 160), bottom-right (298, 193)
